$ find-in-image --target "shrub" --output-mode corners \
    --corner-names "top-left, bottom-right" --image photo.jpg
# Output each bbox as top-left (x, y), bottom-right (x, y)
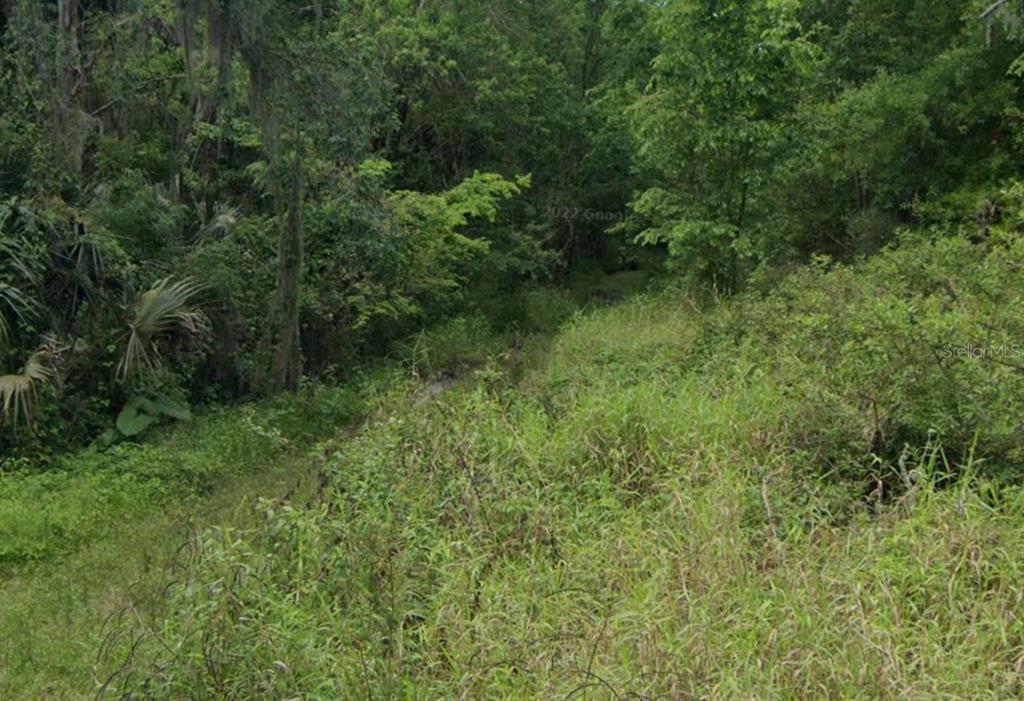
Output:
top-left (399, 314), bottom-right (504, 378)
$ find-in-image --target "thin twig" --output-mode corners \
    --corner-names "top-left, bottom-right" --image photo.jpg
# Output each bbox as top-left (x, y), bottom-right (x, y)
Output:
top-left (761, 476), bottom-right (778, 540)
top-left (982, 0), bottom-right (1012, 19)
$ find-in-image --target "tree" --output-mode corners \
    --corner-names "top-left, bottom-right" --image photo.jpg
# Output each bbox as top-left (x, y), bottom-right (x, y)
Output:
top-left (184, 0), bottom-right (385, 391)
top-left (56, 0), bottom-right (85, 180)
top-left (628, 0), bottom-right (817, 290)
top-left (246, 13), bottom-right (384, 391)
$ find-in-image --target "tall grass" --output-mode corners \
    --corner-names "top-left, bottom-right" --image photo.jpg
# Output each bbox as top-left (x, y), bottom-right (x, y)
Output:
top-left (0, 382), bottom-right (370, 699)
top-left (100, 233), bottom-right (1024, 699)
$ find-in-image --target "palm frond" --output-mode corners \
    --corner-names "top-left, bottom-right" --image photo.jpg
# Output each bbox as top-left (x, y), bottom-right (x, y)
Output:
top-left (198, 203), bottom-right (241, 242)
top-left (0, 225), bottom-right (40, 286)
top-left (0, 240), bottom-right (40, 344)
top-left (0, 201), bottom-right (44, 342)
top-left (0, 282), bottom-right (36, 343)
top-left (49, 223), bottom-right (123, 311)
top-left (118, 277), bottom-right (209, 381)
top-left (0, 341), bottom-right (62, 431)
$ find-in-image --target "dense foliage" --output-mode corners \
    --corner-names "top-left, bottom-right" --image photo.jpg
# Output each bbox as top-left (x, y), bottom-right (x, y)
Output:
top-left (68, 226), bottom-right (1024, 698)
top-left (5, 2), bottom-right (1024, 695)
top-left (0, 0), bottom-right (635, 455)
top-left (627, 0), bottom-right (1024, 289)
top-left (4, 1), bottom-right (1022, 456)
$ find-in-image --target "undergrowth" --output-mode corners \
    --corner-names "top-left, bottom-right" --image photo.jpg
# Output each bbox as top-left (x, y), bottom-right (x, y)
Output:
top-left (0, 381), bottom-right (372, 700)
top-left (95, 232), bottom-right (1024, 699)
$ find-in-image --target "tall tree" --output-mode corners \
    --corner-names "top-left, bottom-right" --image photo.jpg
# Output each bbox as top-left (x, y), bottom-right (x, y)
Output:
top-left (233, 2), bottom-right (384, 390)
top-left (627, 0), bottom-right (817, 289)
top-left (56, 0), bottom-right (84, 180)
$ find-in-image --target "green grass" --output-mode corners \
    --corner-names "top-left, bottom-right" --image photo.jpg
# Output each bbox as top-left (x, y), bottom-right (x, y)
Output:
top-left (7, 243), bottom-right (1024, 698)
top-left (0, 382), bottom-right (371, 699)
top-left (87, 235), bottom-right (1024, 699)
top-left (1, 456), bottom-right (315, 699)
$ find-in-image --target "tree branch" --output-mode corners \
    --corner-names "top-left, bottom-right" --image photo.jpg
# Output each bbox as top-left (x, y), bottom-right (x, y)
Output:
top-left (982, 0), bottom-right (1013, 20)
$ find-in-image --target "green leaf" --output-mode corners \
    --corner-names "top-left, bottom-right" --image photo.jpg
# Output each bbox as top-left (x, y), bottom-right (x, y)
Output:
top-left (116, 396), bottom-right (159, 437)
top-left (150, 394), bottom-right (191, 421)
top-left (115, 394), bottom-right (192, 438)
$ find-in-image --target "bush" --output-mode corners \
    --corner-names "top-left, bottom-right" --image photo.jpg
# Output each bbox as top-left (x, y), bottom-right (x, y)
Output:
top-left (700, 231), bottom-right (1024, 483)
top-left (399, 314), bottom-right (504, 378)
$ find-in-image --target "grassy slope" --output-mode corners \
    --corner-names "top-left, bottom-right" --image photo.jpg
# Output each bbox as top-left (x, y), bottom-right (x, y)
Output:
top-left (7, 235), bottom-right (1024, 698)
top-left (0, 267), bottom-right (652, 700)
top-left (94, 234), bottom-right (1024, 699)
top-left (0, 383), bottom-right (371, 699)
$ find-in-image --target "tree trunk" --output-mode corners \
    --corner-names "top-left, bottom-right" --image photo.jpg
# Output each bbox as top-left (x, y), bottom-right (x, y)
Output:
top-left (192, 0), bottom-right (234, 125)
top-left (56, 0), bottom-right (84, 179)
top-left (0, 0), bottom-right (11, 40)
top-left (271, 152), bottom-right (304, 392)
top-left (581, 0), bottom-right (606, 95)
